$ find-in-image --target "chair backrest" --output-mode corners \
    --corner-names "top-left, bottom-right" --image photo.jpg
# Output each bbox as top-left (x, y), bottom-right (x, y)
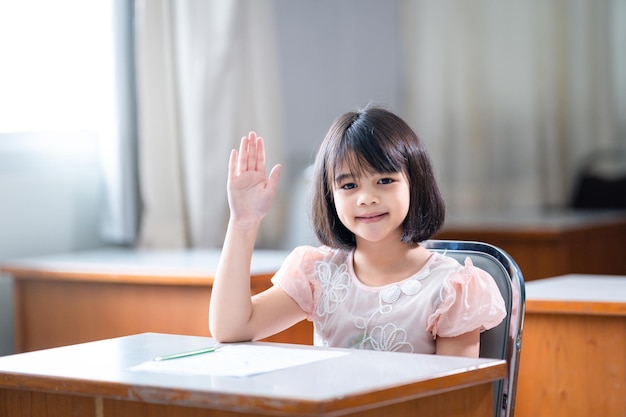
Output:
top-left (571, 148), bottom-right (626, 209)
top-left (423, 240), bottom-right (526, 417)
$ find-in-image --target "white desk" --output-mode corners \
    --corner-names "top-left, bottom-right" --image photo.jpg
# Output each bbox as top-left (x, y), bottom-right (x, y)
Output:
top-left (2, 248), bottom-right (290, 281)
top-left (0, 333), bottom-right (506, 417)
top-left (435, 209), bottom-right (626, 280)
top-left (524, 273), bottom-right (626, 309)
top-left (1, 248), bottom-right (316, 353)
top-left (516, 274), bottom-right (626, 417)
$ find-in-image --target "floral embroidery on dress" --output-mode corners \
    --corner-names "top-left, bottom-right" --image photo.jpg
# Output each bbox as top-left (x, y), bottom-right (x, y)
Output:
top-left (360, 323), bottom-right (413, 352)
top-left (380, 285), bottom-right (401, 304)
top-left (401, 279), bottom-right (422, 295)
top-left (314, 260), bottom-right (351, 330)
top-left (282, 249), bottom-right (505, 355)
top-left (353, 276), bottom-right (427, 353)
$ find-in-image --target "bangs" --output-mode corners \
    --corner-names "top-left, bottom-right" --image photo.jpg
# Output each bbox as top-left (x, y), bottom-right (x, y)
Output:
top-left (329, 128), bottom-right (405, 185)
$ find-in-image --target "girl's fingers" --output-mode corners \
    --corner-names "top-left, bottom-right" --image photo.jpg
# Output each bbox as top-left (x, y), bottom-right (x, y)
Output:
top-left (246, 132), bottom-right (258, 171)
top-left (237, 136), bottom-right (249, 175)
top-left (234, 131), bottom-right (268, 176)
top-left (228, 149), bottom-right (238, 182)
top-left (266, 163), bottom-right (282, 194)
top-left (256, 135), bottom-right (267, 173)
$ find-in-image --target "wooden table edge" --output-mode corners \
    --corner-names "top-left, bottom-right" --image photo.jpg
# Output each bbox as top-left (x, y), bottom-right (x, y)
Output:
top-left (0, 360), bottom-right (506, 416)
top-left (1, 265), bottom-right (276, 287)
top-left (526, 299), bottom-right (626, 316)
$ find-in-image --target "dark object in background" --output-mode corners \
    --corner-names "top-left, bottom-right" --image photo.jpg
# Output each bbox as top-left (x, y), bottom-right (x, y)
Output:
top-left (571, 149), bottom-right (626, 209)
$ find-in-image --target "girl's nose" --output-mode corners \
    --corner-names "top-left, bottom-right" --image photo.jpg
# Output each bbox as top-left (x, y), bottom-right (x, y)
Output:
top-left (357, 187), bottom-right (379, 205)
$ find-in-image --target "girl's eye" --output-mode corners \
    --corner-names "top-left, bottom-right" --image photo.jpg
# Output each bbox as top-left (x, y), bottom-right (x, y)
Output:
top-left (379, 178), bottom-right (394, 185)
top-left (340, 182), bottom-right (357, 190)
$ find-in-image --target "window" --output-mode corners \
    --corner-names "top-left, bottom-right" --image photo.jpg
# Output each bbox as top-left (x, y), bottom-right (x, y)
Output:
top-left (0, 0), bottom-right (116, 134)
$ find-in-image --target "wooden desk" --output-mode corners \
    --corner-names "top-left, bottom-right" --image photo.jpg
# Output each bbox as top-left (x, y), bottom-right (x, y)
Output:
top-left (516, 274), bottom-right (626, 417)
top-left (435, 209), bottom-right (626, 280)
top-left (1, 249), bottom-right (313, 353)
top-left (0, 332), bottom-right (506, 417)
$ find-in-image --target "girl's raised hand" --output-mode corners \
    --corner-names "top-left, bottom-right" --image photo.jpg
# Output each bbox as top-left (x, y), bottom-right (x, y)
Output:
top-left (227, 132), bottom-right (282, 228)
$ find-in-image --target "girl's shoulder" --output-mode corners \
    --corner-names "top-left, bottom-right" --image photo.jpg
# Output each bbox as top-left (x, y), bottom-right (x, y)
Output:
top-left (425, 251), bottom-right (500, 287)
top-left (273, 245), bottom-right (353, 290)
top-left (424, 251), bottom-right (467, 273)
top-left (286, 245), bottom-right (352, 267)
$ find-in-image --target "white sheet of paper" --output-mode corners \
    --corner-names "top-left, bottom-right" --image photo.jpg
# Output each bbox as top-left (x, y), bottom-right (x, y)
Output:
top-left (132, 345), bottom-right (349, 377)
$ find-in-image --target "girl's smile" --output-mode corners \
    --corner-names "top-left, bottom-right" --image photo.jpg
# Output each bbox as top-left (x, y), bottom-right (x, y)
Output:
top-left (355, 212), bottom-right (388, 223)
top-left (332, 168), bottom-right (410, 244)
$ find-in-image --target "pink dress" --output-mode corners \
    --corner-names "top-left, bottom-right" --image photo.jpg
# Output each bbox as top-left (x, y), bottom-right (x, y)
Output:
top-left (271, 246), bottom-right (507, 354)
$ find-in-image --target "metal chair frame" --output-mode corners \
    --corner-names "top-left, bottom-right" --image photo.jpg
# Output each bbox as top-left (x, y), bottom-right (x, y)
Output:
top-left (423, 239), bottom-right (526, 417)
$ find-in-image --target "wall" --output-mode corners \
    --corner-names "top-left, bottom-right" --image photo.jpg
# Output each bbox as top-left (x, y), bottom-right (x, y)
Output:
top-left (274, 0), bottom-right (400, 167)
top-left (273, 0), bottom-right (401, 247)
top-left (0, 131), bottom-right (105, 355)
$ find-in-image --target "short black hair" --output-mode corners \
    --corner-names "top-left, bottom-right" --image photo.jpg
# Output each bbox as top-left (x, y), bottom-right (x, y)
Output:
top-left (310, 106), bottom-right (445, 249)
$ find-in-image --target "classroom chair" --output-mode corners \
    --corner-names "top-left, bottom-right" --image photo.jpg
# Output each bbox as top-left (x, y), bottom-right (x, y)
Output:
top-left (571, 148), bottom-right (626, 209)
top-left (423, 240), bottom-right (526, 417)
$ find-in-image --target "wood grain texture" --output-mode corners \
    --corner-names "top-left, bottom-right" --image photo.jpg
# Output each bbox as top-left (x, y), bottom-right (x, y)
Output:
top-left (0, 385), bottom-right (493, 417)
top-left (516, 312), bottom-right (626, 417)
top-left (11, 270), bottom-right (312, 353)
top-left (100, 383), bottom-right (494, 417)
top-left (526, 299), bottom-right (626, 316)
top-left (0, 390), bottom-right (96, 417)
top-left (435, 213), bottom-right (626, 280)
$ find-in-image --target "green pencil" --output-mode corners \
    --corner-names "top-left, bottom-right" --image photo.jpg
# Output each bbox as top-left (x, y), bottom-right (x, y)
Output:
top-left (153, 346), bottom-right (219, 362)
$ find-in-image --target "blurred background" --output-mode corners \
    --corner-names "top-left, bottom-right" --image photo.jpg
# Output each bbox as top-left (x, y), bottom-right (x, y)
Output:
top-left (0, 0), bottom-right (624, 354)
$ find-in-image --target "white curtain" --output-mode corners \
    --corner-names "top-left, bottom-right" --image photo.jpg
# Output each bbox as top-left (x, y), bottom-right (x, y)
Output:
top-left (135, 0), bottom-right (284, 248)
top-left (399, 0), bottom-right (626, 214)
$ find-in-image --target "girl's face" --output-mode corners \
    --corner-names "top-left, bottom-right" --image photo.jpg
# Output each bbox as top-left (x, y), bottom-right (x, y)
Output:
top-left (332, 164), bottom-right (410, 246)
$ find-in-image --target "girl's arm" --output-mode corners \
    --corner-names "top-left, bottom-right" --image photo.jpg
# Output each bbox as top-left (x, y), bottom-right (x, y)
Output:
top-left (209, 132), bottom-right (306, 342)
top-left (435, 328), bottom-right (480, 357)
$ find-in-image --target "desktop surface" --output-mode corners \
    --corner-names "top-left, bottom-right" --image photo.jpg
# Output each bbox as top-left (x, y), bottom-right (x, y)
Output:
top-left (524, 273), bottom-right (626, 315)
top-left (525, 274), bottom-right (626, 302)
top-left (0, 333), bottom-right (506, 416)
top-left (1, 247), bottom-right (290, 283)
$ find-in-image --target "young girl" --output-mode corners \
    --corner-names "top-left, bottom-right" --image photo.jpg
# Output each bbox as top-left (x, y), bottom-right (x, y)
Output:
top-left (209, 106), bottom-right (506, 357)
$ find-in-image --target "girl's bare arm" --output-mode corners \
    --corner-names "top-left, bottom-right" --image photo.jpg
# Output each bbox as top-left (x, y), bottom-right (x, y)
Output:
top-left (209, 132), bottom-right (305, 342)
top-left (435, 328), bottom-right (480, 357)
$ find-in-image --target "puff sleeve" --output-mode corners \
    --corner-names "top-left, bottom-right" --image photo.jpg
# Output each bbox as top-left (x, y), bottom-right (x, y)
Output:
top-left (426, 257), bottom-right (507, 338)
top-left (270, 246), bottom-right (320, 318)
